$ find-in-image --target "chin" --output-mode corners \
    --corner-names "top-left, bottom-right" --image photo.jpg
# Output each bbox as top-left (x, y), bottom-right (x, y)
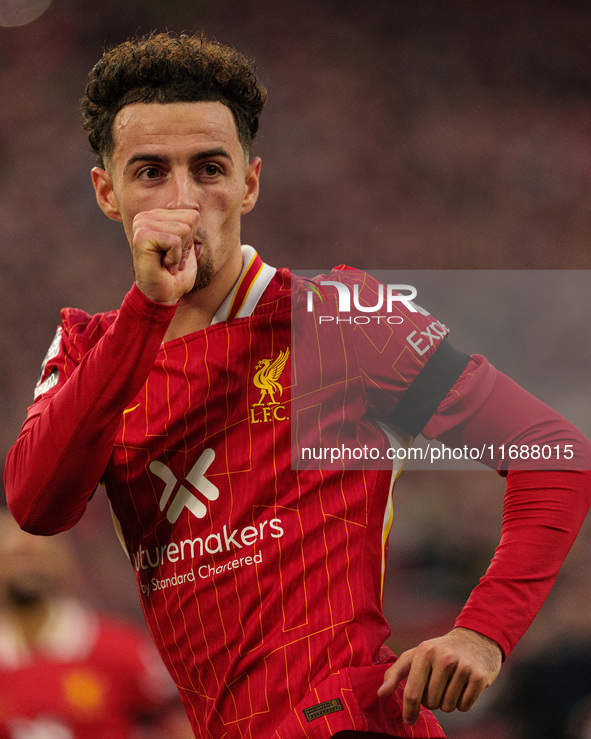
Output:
top-left (191, 261), bottom-right (215, 293)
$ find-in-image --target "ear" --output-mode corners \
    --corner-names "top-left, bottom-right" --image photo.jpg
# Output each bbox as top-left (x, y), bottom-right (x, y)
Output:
top-left (91, 167), bottom-right (123, 222)
top-left (241, 157), bottom-right (261, 215)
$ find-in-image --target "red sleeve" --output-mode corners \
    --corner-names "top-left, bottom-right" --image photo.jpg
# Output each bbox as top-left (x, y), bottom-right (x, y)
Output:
top-left (423, 360), bottom-right (591, 657)
top-left (4, 285), bottom-right (177, 535)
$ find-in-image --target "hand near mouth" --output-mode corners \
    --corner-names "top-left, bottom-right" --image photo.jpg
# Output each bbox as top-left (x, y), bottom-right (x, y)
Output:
top-left (131, 208), bottom-right (200, 305)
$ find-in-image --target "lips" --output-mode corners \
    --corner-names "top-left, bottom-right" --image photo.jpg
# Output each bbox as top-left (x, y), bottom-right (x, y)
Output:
top-left (194, 240), bottom-right (203, 261)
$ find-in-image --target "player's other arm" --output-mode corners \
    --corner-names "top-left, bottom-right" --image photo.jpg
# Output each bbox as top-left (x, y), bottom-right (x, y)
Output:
top-left (379, 352), bottom-right (591, 725)
top-left (4, 286), bottom-right (176, 535)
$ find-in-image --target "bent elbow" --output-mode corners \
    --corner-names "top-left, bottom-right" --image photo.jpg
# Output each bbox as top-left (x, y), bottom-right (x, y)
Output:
top-left (4, 446), bottom-right (83, 536)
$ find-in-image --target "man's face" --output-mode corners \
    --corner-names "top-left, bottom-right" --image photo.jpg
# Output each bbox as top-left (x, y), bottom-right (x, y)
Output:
top-left (0, 514), bottom-right (75, 606)
top-left (92, 100), bottom-right (261, 297)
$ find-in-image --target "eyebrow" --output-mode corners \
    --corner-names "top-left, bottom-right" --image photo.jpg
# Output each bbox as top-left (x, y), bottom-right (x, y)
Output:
top-left (123, 147), bottom-right (235, 172)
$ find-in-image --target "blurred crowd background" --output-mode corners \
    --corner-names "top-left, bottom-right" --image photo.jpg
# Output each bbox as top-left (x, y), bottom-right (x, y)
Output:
top-left (1, 0), bottom-right (591, 736)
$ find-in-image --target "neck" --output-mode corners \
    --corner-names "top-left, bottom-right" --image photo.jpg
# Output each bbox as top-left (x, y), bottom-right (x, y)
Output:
top-left (164, 296), bottom-right (215, 340)
top-left (164, 249), bottom-right (245, 341)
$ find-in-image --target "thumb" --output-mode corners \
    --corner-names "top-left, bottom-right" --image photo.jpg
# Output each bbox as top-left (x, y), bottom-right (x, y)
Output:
top-left (377, 648), bottom-right (416, 697)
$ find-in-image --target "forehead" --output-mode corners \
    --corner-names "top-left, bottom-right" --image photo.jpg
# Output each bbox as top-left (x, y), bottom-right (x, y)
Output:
top-left (0, 514), bottom-right (63, 557)
top-left (111, 100), bottom-right (242, 164)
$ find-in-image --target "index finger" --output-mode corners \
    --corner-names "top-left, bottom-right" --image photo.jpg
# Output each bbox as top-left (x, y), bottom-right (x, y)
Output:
top-left (377, 648), bottom-right (413, 698)
top-left (145, 207), bottom-right (199, 222)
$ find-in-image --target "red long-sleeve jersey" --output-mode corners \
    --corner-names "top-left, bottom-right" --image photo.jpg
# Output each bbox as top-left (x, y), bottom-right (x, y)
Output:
top-left (0, 599), bottom-right (181, 738)
top-left (5, 249), bottom-right (591, 738)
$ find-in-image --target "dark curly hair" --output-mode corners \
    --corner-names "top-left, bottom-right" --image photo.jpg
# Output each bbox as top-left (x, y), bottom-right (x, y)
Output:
top-left (81, 31), bottom-right (267, 167)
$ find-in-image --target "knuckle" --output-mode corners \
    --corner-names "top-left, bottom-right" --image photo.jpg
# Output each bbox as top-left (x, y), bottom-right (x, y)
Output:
top-left (416, 641), bottom-right (436, 659)
top-left (471, 669), bottom-right (486, 684)
top-left (133, 212), bottom-right (152, 229)
top-left (439, 651), bottom-right (457, 670)
top-left (404, 691), bottom-right (421, 708)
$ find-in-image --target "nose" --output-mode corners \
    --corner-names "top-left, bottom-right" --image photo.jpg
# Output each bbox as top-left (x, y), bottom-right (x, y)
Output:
top-left (166, 173), bottom-right (200, 211)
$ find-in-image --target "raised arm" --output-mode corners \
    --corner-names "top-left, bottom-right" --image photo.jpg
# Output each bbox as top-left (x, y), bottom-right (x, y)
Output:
top-left (4, 207), bottom-right (198, 534)
top-left (4, 287), bottom-right (176, 534)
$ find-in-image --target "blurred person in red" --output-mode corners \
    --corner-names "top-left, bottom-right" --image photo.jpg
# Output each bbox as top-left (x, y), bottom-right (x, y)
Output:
top-left (0, 509), bottom-right (192, 739)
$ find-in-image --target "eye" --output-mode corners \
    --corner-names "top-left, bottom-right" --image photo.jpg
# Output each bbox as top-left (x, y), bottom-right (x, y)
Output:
top-left (137, 166), bottom-right (163, 180)
top-left (199, 162), bottom-right (223, 178)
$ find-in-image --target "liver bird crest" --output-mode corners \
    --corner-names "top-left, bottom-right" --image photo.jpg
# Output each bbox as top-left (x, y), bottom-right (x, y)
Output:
top-left (252, 348), bottom-right (290, 406)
